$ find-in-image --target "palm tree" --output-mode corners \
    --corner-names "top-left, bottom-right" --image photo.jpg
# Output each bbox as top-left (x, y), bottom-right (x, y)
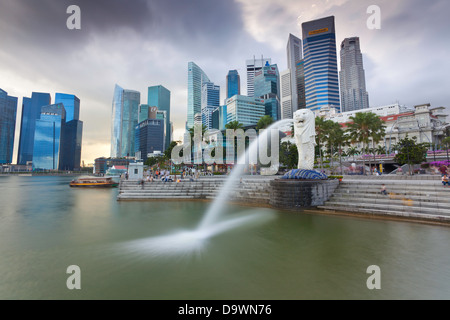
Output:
top-left (347, 112), bottom-right (385, 175)
top-left (315, 117), bottom-right (328, 171)
top-left (188, 124), bottom-right (207, 139)
top-left (443, 137), bottom-right (450, 162)
top-left (225, 121), bottom-right (244, 130)
top-left (375, 145), bottom-right (387, 156)
top-left (256, 115), bottom-right (274, 130)
top-left (347, 147), bottom-right (359, 162)
top-left (331, 124), bottom-right (350, 175)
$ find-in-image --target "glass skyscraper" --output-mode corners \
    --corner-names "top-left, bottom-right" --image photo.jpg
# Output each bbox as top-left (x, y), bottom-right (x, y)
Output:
top-left (0, 89), bottom-right (18, 164)
top-left (287, 34), bottom-right (303, 114)
top-left (187, 62), bottom-right (210, 129)
top-left (254, 63), bottom-right (280, 121)
top-left (55, 93), bottom-right (83, 170)
top-left (111, 84), bottom-right (141, 158)
top-left (135, 119), bottom-right (165, 162)
top-left (17, 92), bottom-right (51, 165)
top-left (302, 16), bottom-right (340, 112)
top-left (226, 70), bottom-right (240, 99)
top-left (339, 37), bottom-right (369, 112)
top-left (226, 95), bottom-right (266, 127)
top-left (246, 56), bottom-right (271, 97)
top-left (148, 85), bottom-right (171, 150)
top-left (32, 103), bottom-right (66, 170)
top-left (201, 81), bottom-right (220, 130)
top-left (55, 93), bottom-right (80, 122)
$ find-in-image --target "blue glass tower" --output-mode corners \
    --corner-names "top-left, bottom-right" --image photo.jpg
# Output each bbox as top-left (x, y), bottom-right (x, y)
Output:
top-left (135, 119), bottom-right (165, 162)
top-left (55, 93), bottom-right (80, 122)
top-left (254, 63), bottom-right (280, 121)
top-left (302, 16), bottom-right (340, 112)
top-left (32, 103), bottom-right (66, 170)
top-left (0, 89), bottom-right (18, 164)
top-left (187, 62), bottom-right (210, 129)
top-left (148, 85), bottom-right (170, 150)
top-left (201, 81), bottom-right (220, 130)
top-left (111, 84), bottom-right (141, 158)
top-left (226, 70), bottom-right (240, 99)
top-left (17, 92), bottom-right (51, 165)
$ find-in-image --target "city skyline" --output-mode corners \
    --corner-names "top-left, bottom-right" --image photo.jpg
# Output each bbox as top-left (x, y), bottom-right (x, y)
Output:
top-left (1, 0), bottom-right (450, 164)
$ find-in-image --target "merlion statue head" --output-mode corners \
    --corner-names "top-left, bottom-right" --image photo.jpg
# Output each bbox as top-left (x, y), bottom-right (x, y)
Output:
top-left (293, 109), bottom-right (316, 144)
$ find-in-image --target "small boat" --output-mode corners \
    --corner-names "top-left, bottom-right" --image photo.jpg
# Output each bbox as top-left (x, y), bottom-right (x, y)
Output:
top-left (70, 176), bottom-right (119, 188)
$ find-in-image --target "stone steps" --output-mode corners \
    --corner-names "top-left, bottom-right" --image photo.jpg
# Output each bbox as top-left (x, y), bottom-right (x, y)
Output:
top-left (319, 180), bottom-right (450, 222)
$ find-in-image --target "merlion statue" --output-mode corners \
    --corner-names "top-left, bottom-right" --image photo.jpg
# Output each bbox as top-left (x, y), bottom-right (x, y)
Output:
top-left (293, 109), bottom-right (316, 171)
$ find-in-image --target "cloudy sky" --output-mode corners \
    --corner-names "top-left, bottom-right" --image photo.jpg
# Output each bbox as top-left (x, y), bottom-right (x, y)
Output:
top-left (1, 0), bottom-right (449, 164)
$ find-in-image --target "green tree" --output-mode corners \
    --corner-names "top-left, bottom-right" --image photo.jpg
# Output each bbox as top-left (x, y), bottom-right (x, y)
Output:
top-left (347, 146), bottom-right (359, 162)
top-left (164, 141), bottom-right (178, 160)
top-left (442, 136), bottom-right (450, 162)
top-left (256, 115), bottom-right (274, 130)
top-left (225, 121), bottom-right (244, 130)
top-left (330, 123), bottom-right (349, 175)
top-left (347, 112), bottom-right (385, 175)
top-left (315, 117), bottom-right (329, 171)
top-left (394, 136), bottom-right (429, 175)
top-left (279, 142), bottom-right (298, 170)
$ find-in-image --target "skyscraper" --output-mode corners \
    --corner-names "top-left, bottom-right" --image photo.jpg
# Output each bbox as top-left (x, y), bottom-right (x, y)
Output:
top-left (111, 84), bottom-right (140, 158)
top-left (339, 37), bottom-right (370, 112)
top-left (254, 63), bottom-right (280, 121)
top-left (148, 85), bottom-right (171, 150)
top-left (296, 60), bottom-right (306, 110)
top-left (226, 95), bottom-right (265, 127)
top-left (201, 81), bottom-right (220, 130)
top-left (280, 69), bottom-right (292, 119)
top-left (17, 92), bottom-right (51, 165)
top-left (226, 70), bottom-right (240, 99)
top-left (187, 62), bottom-right (210, 129)
top-left (55, 93), bottom-right (83, 170)
top-left (135, 119), bottom-right (165, 162)
top-left (302, 16), bottom-right (340, 112)
top-left (0, 89), bottom-right (18, 164)
top-left (55, 93), bottom-right (80, 122)
top-left (287, 34), bottom-right (303, 114)
top-left (246, 56), bottom-right (271, 97)
top-left (32, 103), bottom-right (66, 170)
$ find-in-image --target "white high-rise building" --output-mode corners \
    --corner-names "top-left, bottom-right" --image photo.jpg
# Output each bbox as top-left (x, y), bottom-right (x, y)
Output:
top-left (339, 37), bottom-right (369, 113)
top-left (280, 69), bottom-right (293, 119)
top-left (246, 56), bottom-right (271, 97)
top-left (286, 34), bottom-right (303, 114)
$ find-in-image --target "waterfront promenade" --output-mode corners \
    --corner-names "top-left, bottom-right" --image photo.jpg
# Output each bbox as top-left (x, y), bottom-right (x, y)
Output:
top-left (118, 174), bottom-right (449, 225)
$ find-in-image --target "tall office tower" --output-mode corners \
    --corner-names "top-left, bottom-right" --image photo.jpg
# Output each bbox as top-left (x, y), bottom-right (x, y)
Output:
top-left (339, 37), bottom-right (369, 112)
top-left (287, 34), bottom-right (303, 114)
top-left (194, 113), bottom-right (202, 126)
top-left (55, 93), bottom-right (80, 122)
top-left (226, 70), bottom-right (240, 99)
top-left (111, 84), bottom-right (140, 158)
top-left (135, 113), bottom-right (165, 162)
top-left (32, 103), bottom-right (66, 170)
top-left (246, 56), bottom-right (271, 97)
top-left (226, 95), bottom-right (266, 127)
top-left (280, 69), bottom-right (293, 119)
top-left (201, 81), bottom-right (220, 130)
top-left (296, 60), bottom-right (306, 110)
top-left (148, 85), bottom-right (171, 150)
top-left (302, 16), bottom-right (340, 112)
top-left (219, 105), bottom-right (227, 130)
top-left (0, 89), bottom-right (18, 164)
top-left (254, 63), bottom-right (280, 121)
top-left (211, 107), bottom-right (220, 130)
top-left (17, 92), bottom-right (51, 165)
top-left (187, 62), bottom-right (210, 129)
top-left (55, 93), bottom-right (83, 170)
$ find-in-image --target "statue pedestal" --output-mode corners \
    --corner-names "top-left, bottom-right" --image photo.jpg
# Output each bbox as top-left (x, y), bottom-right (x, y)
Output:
top-left (269, 170), bottom-right (336, 210)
